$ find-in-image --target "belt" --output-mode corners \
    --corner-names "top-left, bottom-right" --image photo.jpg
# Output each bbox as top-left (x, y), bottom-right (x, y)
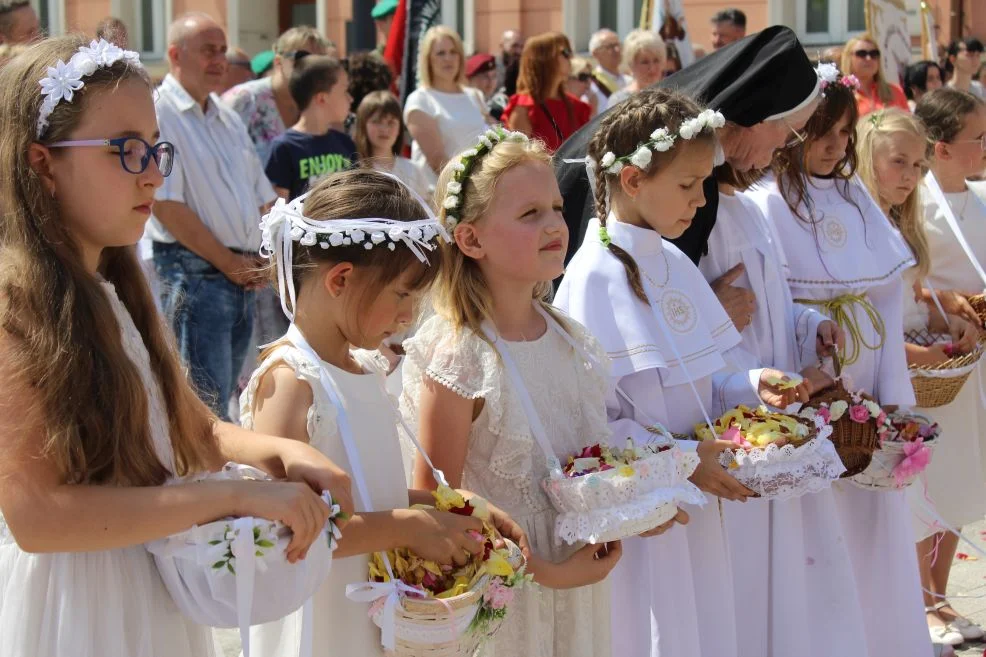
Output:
top-left (794, 293), bottom-right (886, 366)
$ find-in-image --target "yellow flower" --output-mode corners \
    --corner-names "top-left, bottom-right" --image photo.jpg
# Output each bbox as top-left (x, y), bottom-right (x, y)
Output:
top-left (436, 577), bottom-right (472, 599)
top-left (433, 485), bottom-right (466, 512)
top-left (483, 550), bottom-right (516, 578)
top-left (618, 465), bottom-right (635, 477)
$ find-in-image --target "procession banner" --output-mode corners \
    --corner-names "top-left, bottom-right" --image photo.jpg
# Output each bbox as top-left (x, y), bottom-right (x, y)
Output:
top-left (920, 0), bottom-right (938, 62)
top-left (866, 0), bottom-right (911, 86)
top-left (642, 0), bottom-right (695, 68)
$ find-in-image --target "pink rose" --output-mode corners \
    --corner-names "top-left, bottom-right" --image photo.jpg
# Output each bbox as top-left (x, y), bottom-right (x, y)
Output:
top-left (484, 579), bottom-right (514, 610)
top-left (849, 404), bottom-right (870, 423)
top-left (876, 411), bottom-right (887, 427)
top-left (816, 406), bottom-right (831, 424)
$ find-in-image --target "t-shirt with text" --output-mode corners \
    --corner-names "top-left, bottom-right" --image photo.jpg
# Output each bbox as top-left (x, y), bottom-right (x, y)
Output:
top-left (265, 129), bottom-right (357, 200)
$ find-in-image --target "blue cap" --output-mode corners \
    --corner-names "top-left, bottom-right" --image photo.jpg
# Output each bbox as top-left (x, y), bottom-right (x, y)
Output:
top-left (370, 0), bottom-right (398, 20)
top-left (251, 50), bottom-right (275, 76)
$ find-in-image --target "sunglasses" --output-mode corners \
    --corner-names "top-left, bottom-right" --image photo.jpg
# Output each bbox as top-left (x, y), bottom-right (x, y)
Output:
top-left (571, 72), bottom-right (592, 82)
top-left (47, 137), bottom-right (176, 176)
top-left (853, 49), bottom-right (881, 60)
top-left (560, 48), bottom-right (573, 59)
top-left (283, 49), bottom-right (311, 62)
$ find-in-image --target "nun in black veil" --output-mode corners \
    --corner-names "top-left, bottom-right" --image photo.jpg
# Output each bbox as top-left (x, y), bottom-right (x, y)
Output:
top-left (556, 25), bottom-right (819, 329)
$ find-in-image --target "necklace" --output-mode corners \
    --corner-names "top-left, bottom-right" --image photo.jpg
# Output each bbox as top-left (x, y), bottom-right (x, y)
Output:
top-left (956, 190), bottom-right (971, 220)
top-left (639, 250), bottom-right (671, 289)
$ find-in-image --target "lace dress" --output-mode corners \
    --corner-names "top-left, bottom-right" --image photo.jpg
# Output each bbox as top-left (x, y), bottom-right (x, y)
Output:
top-left (0, 281), bottom-right (218, 657)
top-left (401, 314), bottom-right (612, 657)
top-left (240, 342), bottom-right (409, 657)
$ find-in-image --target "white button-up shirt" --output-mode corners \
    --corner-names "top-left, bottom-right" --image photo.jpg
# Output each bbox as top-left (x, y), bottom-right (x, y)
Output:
top-left (146, 74), bottom-right (276, 252)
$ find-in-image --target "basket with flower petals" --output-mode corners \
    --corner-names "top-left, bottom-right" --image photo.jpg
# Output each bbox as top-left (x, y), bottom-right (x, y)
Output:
top-left (850, 412), bottom-right (940, 490)
top-left (542, 429), bottom-right (704, 546)
top-left (905, 328), bottom-right (983, 408)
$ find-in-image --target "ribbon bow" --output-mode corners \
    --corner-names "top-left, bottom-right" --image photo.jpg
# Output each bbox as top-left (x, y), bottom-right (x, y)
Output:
top-left (345, 579), bottom-right (427, 650)
top-left (892, 439), bottom-right (932, 487)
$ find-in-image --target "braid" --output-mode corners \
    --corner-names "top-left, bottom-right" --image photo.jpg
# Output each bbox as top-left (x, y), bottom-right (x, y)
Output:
top-left (587, 88), bottom-right (714, 306)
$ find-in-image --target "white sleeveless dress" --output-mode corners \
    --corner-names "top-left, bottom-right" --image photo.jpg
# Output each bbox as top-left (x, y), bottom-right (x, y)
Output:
top-left (401, 314), bottom-right (612, 657)
top-left (0, 281), bottom-right (218, 657)
top-left (240, 342), bottom-right (409, 657)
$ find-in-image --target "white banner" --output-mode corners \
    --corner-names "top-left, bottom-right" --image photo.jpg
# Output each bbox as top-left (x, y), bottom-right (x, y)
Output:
top-left (648, 0), bottom-right (695, 68)
top-left (867, 0), bottom-right (911, 86)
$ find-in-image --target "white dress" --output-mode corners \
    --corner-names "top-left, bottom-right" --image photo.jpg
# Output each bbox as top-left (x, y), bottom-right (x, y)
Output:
top-left (240, 343), bottom-right (409, 657)
top-left (403, 86), bottom-right (489, 189)
top-left (401, 314), bottom-right (611, 657)
top-left (748, 174), bottom-right (931, 657)
top-left (556, 217), bottom-right (759, 657)
top-left (907, 180), bottom-right (986, 534)
top-left (0, 281), bottom-right (218, 657)
top-left (704, 191), bottom-right (871, 657)
top-left (371, 157), bottom-right (432, 209)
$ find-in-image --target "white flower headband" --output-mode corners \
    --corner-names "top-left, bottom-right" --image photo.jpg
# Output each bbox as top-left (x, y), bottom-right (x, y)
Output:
top-left (442, 126), bottom-right (529, 228)
top-left (598, 108), bottom-right (726, 177)
top-left (815, 62), bottom-right (860, 94)
top-left (259, 172), bottom-right (450, 320)
top-left (36, 39), bottom-right (141, 139)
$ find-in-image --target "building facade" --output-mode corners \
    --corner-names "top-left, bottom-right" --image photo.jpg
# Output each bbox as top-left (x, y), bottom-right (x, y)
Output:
top-left (34, 0), bottom-right (986, 62)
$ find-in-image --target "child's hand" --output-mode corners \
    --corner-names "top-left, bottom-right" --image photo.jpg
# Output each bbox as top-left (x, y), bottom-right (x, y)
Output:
top-left (815, 320), bottom-right (844, 358)
top-left (638, 508), bottom-right (689, 538)
top-left (235, 480), bottom-right (333, 564)
top-left (691, 440), bottom-right (755, 501)
top-left (403, 509), bottom-right (485, 566)
top-left (799, 366), bottom-right (834, 396)
top-left (279, 440), bottom-right (354, 522)
top-left (528, 541), bottom-right (624, 589)
top-left (949, 317), bottom-right (979, 356)
top-left (757, 368), bottom-right (811, 407)
top-left (463, 494), bottom-right (530, 557)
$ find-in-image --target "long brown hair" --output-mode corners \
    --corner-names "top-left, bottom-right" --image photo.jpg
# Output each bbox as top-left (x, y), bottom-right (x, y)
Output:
top-left (516, 32), bottom-right (573, 123)
top-left (0, 35), bottom-right (217, 486)
top-left (587, 87), bottom-right (715, 304)
top-left (772, 78), bottom-right (860, 225)
top-left (354, 90), bottom-right (404, 161)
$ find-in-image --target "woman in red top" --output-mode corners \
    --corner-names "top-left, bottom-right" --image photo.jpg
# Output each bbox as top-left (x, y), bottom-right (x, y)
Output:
top-left (842, 34), bottom-right (909, 116)
top-left (504, 32), bottom-right (592, 151)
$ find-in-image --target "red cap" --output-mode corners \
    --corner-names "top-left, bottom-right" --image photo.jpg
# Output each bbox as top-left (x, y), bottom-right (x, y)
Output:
top-left (465, 53), bottom-right (496, 78)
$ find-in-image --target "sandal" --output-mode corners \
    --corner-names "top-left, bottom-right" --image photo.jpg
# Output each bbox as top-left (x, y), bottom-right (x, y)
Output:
top-left (927, 605), bottom-right (965, 646)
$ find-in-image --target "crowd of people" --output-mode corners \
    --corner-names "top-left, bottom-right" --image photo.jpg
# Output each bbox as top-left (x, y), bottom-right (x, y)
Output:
top-left (2, 3), bottom-right (986, 657)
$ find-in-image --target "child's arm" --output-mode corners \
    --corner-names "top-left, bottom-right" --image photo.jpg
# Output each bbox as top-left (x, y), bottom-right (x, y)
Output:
top-left (412, 376), bottom-right (477, 490)
top-left (526, 540), bottom-right (624, 589)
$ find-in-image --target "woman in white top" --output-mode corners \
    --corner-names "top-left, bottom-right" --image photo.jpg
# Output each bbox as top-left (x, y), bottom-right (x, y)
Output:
top-left (606, 29), bottom-right (666, 110)
top-left (404, 26), bottom-right (491, 189)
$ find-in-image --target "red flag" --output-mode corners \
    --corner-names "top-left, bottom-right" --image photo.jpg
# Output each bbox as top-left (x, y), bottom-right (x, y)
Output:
top-left (383, 0), bottom-right (406, 80)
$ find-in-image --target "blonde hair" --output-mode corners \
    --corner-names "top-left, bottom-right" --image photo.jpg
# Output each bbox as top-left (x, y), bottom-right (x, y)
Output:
top-left (274, 25), bottom-right (334, 55)
top-left (842, 34), bottom-right (893, 104)
top-left (417, 25), bottom-right (466, 89)
top-left (855, 108), bottom-right (932, 278)
top-left (0, 36), bottom-right (218, 485)
top-left (621, 29), bottom-right (666, 71)
top-left (432, 138), bottom-right (555, 336)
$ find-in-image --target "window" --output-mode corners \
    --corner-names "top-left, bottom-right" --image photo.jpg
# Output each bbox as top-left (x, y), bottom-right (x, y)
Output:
top-left (440, 0), bottom-right (473, 54)
top-left (799, 0), bottom-right (867, 44)
top-left (135, 0), bottom-right (166, 56)
top-left (32, 0), bottom-right (61, 36)
top-left (592, 0), bottom-right (645, 44)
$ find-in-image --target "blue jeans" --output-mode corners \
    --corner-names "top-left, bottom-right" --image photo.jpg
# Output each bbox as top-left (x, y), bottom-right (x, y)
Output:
top-left (153, 242), bottom-right (255, 420)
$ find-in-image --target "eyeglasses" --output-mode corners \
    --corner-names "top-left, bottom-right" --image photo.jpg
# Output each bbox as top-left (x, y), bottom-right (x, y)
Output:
top-left (283, 49), bottom-right (311, 62)
top-left (571, 71), bottom-right (592, 82)
top-left (560, 48), bottom-right (573, 59)
top-left (783, 118), bottom-right (808, 148)
top-left (47, 137), bottom-right (176, 176)
top-left (598, 42), bottom-right (620, 52)
top-left (853, 48), bottom-right (881, 60)
top-left (949, 135), bottom-right (986, 151)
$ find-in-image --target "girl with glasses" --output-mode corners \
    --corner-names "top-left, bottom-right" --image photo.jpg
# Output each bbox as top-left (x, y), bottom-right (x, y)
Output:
top-left (841, 33), bottom-right (909, 116)
top-left (504, 32), bottom-right (591, 152)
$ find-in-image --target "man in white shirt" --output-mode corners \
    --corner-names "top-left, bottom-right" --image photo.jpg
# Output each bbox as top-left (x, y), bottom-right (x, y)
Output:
top-left (589, 29), bottom-right (630, 110)
top-left (146, 12), bottom-right (277, 419)
top-left (946, 37), bottom-right (985, 100)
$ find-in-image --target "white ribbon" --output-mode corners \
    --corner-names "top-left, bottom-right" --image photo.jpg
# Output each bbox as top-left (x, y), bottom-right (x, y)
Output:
top-left (230, 516), bottom-right (256, 657)
top-left (344, 580), bottom-right (427, 650)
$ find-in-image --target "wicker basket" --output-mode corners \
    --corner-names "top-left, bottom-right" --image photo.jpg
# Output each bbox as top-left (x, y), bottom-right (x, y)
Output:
top-left (808, 383), bottom-right (880, 478)
top-left (968, 293), bottom-right (986, 327)
top-left (905, 328), bottom-right (983, 407)
top-left (850, 413), bottom-right (940, 490)
top-left (370, 540), bottom-right (524, 657)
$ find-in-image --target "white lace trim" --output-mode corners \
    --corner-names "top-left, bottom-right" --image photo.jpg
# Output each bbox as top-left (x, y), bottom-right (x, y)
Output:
top-left (850, 439), bottom-right (939, 490)
top-left (717, 430), bottom-right (846, 500)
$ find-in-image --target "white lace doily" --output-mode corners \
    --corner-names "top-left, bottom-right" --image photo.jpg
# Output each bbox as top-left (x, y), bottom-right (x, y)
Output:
top-left (850, 439), bottom-right (939, 490)
top-left (718, 428), bottom-right (845, 500)
top-left (543, 447), bottom-right (704, 545)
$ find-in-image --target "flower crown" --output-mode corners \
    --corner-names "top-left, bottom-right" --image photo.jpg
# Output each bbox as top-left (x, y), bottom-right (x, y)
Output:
top-left (36, 39), bottom-right (141, 139)
top-left (816, 62), bottom-right (860, 95)
top-left (259, 173), bottom-right (449, 320)
top-left (442, 126), bottom-right (529, 228)
top-left (598, 108), bottom-right (726, 176)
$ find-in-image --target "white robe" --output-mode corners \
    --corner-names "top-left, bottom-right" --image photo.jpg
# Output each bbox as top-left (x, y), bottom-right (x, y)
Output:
top-left (556, 216), bottom-right (758, 657)
top-left (702, 190), bottom-right (871, 657)
top-left (746, 175), bottom-right (931, 657)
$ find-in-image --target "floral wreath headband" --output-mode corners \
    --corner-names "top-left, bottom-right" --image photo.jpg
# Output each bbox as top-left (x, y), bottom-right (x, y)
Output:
top-left (442, 126), bottom-right (530, 229)
top-left (36, 39), bottom-right (141, 139)
top-left (259, 172), bottom-right (450, 321)
top-left (815, 62), bottom-right (860, 96)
